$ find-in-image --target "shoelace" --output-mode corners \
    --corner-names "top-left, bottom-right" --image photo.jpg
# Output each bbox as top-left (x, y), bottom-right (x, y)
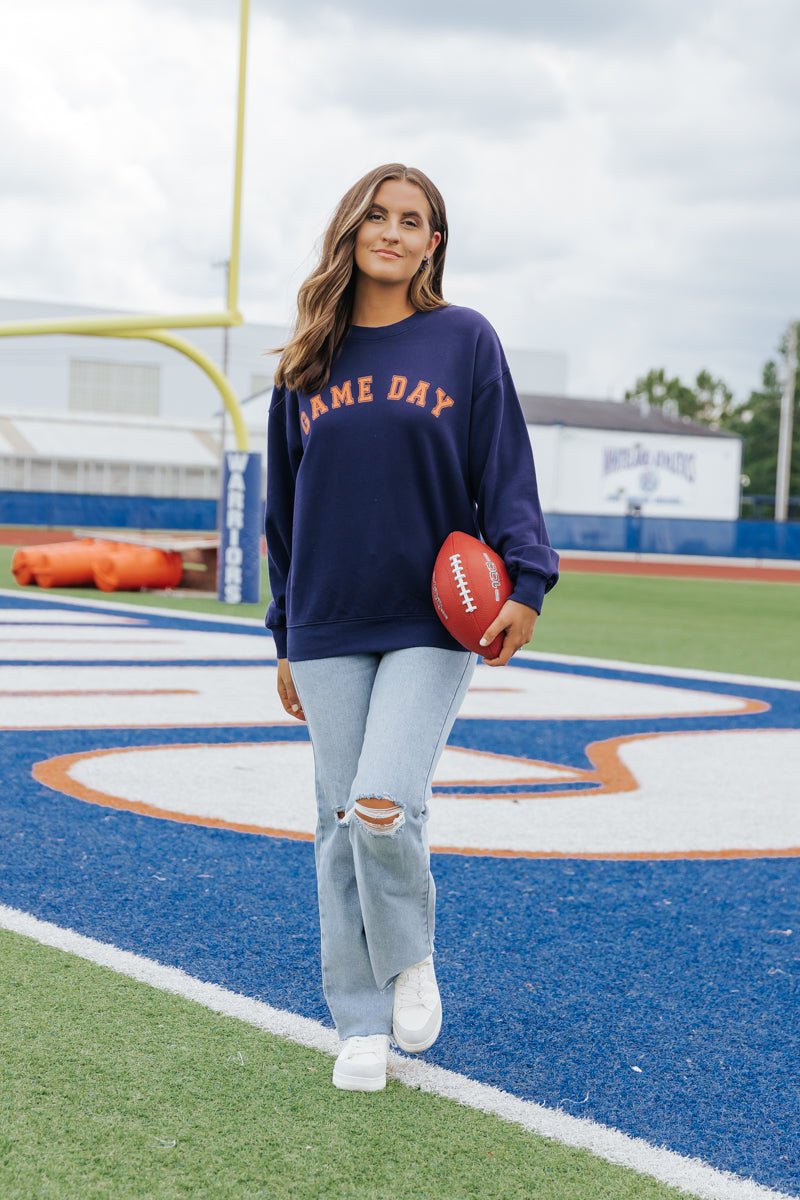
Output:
top-left (395, 962), bottom-right (435, 1008)
top-left (344, 1035), bottom-right (386, 1058)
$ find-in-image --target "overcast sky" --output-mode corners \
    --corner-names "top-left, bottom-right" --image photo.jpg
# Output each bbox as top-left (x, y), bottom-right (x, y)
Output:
top-left (1, 0), bottom-right (798, 400)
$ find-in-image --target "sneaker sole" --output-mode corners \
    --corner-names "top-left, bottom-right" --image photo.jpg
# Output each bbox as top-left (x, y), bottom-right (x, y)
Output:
top-left (392, 1005), bottom-right (442, 1054)
top-left (332, 1067), bottom-right (387, 1092)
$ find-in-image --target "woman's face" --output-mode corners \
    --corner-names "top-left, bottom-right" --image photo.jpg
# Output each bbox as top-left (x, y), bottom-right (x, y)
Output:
top-left (353, 178), bottom-right (441, 287)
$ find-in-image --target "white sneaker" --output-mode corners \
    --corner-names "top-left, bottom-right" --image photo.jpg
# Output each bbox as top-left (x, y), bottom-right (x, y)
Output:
top-left (392, 956), bottom-right (442, 1053)
top-left (332, 1035), bottom-right (389, 1092)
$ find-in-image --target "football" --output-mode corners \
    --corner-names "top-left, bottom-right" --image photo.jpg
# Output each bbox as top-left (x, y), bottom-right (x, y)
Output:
top-left (431, 531), bottom-right (513, 658)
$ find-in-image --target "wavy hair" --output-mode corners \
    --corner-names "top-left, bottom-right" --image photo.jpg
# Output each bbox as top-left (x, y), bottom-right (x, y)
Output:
top-left (273, 163), bottom-right (448, 394)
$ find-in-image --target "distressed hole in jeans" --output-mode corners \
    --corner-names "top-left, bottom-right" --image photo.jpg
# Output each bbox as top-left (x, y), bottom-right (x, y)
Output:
top-left (352, 795), bottom-right (405, 835)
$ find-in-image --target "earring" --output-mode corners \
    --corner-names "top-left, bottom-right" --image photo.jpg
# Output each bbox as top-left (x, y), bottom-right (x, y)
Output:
top-left (420, 256), bottom-right (430, 271)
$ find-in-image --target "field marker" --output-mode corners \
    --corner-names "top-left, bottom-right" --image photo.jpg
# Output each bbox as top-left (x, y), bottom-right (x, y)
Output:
top-left (3, 589), bottom-right (798, 691)
top-left (1, 903), bottom-right (795, 1200)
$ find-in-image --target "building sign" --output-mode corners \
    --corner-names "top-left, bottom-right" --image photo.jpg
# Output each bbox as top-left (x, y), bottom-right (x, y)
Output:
top-left (530, 426), bottom-right (741, 520)
top-left (218, 451), bottom-right (262, 604)
top-left (600, 441), bottom-right (699, 510)
top-left (602, 445), bottom-right (697, 484)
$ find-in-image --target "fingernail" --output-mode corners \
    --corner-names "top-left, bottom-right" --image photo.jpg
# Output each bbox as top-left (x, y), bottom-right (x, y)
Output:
top-left (292, 703), bottom-right (299, 711)
top-left (479, 637), bottom-right (488, 645)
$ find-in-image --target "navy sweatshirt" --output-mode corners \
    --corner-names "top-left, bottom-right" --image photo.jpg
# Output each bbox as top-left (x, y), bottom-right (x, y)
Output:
top-left (264, 304), bottom-right (559, 661)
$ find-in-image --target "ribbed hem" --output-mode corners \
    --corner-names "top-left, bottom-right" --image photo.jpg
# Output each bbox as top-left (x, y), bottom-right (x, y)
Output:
top-left (286, 614), bottom-right (466, 662)
top-left (509, 568), bottom-right (557, 615)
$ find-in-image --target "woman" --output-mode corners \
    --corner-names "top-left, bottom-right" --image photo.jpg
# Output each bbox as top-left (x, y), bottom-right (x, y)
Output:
top-left (264, 163), bottom-right (559, 1092)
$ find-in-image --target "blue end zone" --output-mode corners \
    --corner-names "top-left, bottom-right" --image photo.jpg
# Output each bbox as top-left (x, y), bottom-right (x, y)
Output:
top-left (1, 593), bottom-right (798, 1194)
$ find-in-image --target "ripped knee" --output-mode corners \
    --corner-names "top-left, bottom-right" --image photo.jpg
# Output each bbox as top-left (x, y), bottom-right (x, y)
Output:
top-left (351, 795), bottom-right (405, 835)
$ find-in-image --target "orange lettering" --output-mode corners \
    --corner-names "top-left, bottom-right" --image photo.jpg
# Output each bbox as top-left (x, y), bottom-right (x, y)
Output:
top-left (406, 380), bottom-right (429, 407)
top-left (387, 375), bottom-right (407, 400)
top-left (357, 376), bottom-right (374, 403)
top-left (330, 380), bottom-right (354, 407)
top-left (310, 393), bottom-right (329, 420)
top-left (432, 388), bottom-right (455, 418)
top-left (300, 411), bottom-right (311, 434)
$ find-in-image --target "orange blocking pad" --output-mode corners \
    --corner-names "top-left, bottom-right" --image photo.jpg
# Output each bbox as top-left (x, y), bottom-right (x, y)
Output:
top-left (12, 532), bottom-right (214, 592)
top-left (13, 539), bottom-right (116, 588)
top-left (74, 530), bottom-right (220, 593)
top-left (33, 540), bottom-right (119, 588)
top-left (93, 546), bottom-right (183, 592)
top-left (11, 547), bottom-right (45, 585)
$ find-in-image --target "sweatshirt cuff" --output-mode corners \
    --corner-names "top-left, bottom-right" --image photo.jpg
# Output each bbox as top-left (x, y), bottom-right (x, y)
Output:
top-left (508, 570), bottom-right (548, 615)
top-left (269, 625), bottom-right (288, 658)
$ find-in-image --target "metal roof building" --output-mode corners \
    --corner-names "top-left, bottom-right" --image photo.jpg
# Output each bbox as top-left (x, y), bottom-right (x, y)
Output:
top-left (517, 393), bottom-right (741, 520)
top-left (518, 392), bottom-right (738, 440)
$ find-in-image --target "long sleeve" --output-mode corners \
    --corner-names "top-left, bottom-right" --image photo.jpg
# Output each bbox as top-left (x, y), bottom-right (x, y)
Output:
top-left (467, 367), bottom-right (559, 614)
top-left (264, 385), bottom-right (303, 657)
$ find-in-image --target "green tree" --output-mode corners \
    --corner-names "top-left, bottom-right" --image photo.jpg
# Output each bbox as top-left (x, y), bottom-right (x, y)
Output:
top-left (693, 369), bottom-right (738, 427)
top-left (624, 367), bottom-right (699, 419)
top-left (723, 351), bottom-right (800, 504)
top-left (624, 368), bottom-right (736, 426)
top-left (624, 334), bottom-right (799, 513)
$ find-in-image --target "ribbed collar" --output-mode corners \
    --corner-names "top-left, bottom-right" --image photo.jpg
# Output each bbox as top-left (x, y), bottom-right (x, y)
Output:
top-left (346, 310), bottom-right (427, 341)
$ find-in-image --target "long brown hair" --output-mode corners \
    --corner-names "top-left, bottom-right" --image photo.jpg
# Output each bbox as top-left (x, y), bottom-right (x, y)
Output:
top-left (273, 163), bottom-right (449, 394)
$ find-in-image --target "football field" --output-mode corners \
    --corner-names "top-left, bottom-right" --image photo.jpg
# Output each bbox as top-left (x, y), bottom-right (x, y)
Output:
top-left (1, 561), bottom-right (798, 1199)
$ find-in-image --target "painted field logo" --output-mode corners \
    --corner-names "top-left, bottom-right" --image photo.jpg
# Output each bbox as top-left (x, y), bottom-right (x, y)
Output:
top-left (218, 451), bottom-right (262, 604)
top-left (15, 603), bottom-right (797, 863)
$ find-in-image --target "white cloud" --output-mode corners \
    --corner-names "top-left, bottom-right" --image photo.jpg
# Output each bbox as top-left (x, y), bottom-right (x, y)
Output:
top-left (1, 0), bottom-right (798, 401)
top-left (148, 0), bottom-right (710, 47)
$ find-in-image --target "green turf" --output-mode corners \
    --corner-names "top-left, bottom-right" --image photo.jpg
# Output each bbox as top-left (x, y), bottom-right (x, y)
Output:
top-left (1, 538), bottom-right (790, 1196)
top-left (530, 570), bottom-right (800, 681)
top-left (0, 929), bottom-right (689, 1200)
top-left (3, 541), bottom-right (799, 680)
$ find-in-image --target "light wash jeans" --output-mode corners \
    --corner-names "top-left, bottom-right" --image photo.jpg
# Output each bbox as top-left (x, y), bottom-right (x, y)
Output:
top-left (289, 646), bottom-right (477, 1039)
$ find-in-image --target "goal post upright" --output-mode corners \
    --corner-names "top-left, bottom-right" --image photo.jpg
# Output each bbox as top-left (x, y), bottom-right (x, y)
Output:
top-left (227, 0), bottom-right (250, 320)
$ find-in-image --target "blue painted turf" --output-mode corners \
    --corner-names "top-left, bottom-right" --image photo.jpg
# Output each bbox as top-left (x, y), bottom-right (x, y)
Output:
top-left (1, 593), bottom-right (798, 1194)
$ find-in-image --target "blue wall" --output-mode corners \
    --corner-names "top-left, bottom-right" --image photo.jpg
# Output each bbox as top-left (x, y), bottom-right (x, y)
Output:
top-left (1, 491), bottom-right (799, 561)
top-left (0, 491), bottom-right (218, 532)
top-left (545, 513), bottom-right (800, 560)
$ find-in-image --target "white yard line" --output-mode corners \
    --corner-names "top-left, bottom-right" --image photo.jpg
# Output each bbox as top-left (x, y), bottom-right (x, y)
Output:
top-left (0, 588), bottom-right (264, 627)
top-left (558, 550), bottom-right (799, 570)
top-left (0, 904), bottom-right (794, 1200)
top-left (515, 649), bottom-right (800, 691)
top-left (2, 589), bottom-right (797, 691)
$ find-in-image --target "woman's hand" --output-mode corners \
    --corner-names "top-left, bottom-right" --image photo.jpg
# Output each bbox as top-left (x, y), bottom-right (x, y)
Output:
top-left (277, 658), bottom-right (306, 721)
top-left (479, 599), bottom-right (538, 667)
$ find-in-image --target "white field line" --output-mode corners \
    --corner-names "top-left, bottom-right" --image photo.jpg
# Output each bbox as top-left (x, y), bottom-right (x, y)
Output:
top-left (556, 550), bottom-right (800, 570)
top-left (2, 589), bottom-right (798, 692)
top-left (0, 904), bottom-right (794, 1200)
top-left (514, 649), bottom-right (800, 691)
top-left (0, 588), bottom-right (264, 627)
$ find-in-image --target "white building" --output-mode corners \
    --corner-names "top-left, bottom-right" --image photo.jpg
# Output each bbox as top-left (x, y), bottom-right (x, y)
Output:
top-left (0, 295), bottom-right (283, 431)
top-left (521, 394), bottom-right (742, 520)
